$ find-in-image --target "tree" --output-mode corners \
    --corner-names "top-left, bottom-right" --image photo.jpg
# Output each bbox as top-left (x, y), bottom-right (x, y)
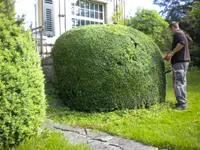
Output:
top-left (153, 0), bottom-right (200, 68)
top-left (183, 0), bottom-right (200, 42)
top-left (182, 0), bottom-right (200, 68)
top-left (0, 0), bottom-right (15, 19)
top-left (153, 0), bottom-right (193, 21)
top-left (128, 9), bottom-right (171, 52)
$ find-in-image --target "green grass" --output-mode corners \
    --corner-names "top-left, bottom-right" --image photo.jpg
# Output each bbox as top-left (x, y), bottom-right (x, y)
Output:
top-left (47, 71), bottom-right (200, 150)
top-left (16, 130), bottom-right (90, 150)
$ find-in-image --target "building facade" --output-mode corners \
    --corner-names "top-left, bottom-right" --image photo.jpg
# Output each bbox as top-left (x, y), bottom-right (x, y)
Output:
top-left (15, 0), bottom-right (125, 55)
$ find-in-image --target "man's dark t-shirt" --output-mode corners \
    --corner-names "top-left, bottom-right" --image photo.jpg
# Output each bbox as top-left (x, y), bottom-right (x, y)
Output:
top-left (171, 29), bottom-right (190, 64)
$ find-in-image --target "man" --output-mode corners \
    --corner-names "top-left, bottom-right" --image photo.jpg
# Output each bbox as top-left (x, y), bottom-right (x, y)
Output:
top-left (164, 21), bottom-right (190, 110)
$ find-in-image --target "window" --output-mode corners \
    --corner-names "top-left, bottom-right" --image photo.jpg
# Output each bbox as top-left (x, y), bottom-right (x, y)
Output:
top-left (71, 0), bottom-right (104, 28)
top-left (43, 0), bottom-right (55, 36)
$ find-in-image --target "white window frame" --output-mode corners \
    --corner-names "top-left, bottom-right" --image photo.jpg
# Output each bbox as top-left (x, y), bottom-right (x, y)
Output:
top-left (71, 0), bottom-right (105, 28)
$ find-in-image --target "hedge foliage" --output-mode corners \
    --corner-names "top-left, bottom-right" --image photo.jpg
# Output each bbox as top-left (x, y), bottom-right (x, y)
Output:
top-left (128, 9), bottom-right (172, 52)
top-left (52, 25), bottom-right (166, 112)
top-left (0, 3), bottom-right (46, 148)
top-left (190, 42), bottom-right (200, 68)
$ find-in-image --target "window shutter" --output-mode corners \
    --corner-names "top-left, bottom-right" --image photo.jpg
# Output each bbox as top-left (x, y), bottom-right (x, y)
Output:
top-left (43, 0), bottom-right (55, 37)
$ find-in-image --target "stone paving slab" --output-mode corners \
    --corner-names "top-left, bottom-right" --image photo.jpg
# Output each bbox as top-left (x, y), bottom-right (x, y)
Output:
top-left (42, 119), bottom-right (162, 150)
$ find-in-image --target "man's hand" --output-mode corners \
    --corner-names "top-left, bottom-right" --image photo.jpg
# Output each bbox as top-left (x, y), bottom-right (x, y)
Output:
top-left (164, 52), bottom-right (174, 61)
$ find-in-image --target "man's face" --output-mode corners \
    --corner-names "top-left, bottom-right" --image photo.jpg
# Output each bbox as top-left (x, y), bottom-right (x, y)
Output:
top-left (169, 26), bottom-right (176, 32)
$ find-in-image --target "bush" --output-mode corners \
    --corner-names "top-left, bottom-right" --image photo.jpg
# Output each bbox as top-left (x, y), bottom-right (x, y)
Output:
top-left (128, 9), bottom-right (172, 52)
top-left (52, 25), bottom-right (166, 112)
top-left (0, 5), bottom-right (46, 149)
top-left (189, 42), bottom-right (200, 69)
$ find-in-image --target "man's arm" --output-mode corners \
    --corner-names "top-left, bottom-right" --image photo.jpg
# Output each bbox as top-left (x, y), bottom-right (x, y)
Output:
top-left (164, 43), bottom-right (184, 61)
top-left (171, 43), bottom-right (184, 55)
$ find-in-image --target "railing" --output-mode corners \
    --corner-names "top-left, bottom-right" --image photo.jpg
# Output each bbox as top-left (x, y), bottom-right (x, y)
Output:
top-left (31, 26), bottom-right (53, 58)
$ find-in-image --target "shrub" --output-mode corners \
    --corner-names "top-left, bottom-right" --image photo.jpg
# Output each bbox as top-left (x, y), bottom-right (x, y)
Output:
top-left (0, 2), bottom-right (46, 148)
top-left (189, 42), bottom-right (200, 69)
top-left (52, 25), bottom-right (166, 112)
top-left (128, 9), bottom-right (172, 52)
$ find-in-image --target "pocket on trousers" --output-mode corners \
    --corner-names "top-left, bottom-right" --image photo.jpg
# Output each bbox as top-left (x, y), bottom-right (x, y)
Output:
top-left (175, 70), bottom-right (185, 85)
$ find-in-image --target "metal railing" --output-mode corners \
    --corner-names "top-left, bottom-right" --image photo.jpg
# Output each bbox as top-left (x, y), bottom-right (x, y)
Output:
top-left (31, 26), bottom-right (53, 58)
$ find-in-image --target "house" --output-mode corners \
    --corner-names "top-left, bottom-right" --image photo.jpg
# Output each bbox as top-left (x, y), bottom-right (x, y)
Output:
top-left (15, 0), bottom-right (125, 56)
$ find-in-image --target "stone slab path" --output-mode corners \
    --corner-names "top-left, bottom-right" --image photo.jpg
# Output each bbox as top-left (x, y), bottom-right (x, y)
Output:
top-left (43, 119), bottom-right (166, 150)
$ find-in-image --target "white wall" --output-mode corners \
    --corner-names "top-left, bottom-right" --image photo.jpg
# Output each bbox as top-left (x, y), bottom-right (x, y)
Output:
top-left (15, 0), bottom-right (37, 30)
top-left (54, 0), bottom-right (73, 37)
top-left (46, 0), bottom-right (116, 43)
top-left (54, 0), bottom-right (115, 38)
top-left (44, 0), bottom-right (72, 43)
top-left (15, 0), bottom-right (118, 44)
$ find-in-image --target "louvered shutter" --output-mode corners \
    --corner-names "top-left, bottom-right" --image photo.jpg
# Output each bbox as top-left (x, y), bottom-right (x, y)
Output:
top-left (43, 0), bottom-right (55, 37)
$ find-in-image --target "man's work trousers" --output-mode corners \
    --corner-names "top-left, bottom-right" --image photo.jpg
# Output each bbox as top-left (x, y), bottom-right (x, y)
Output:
top-left (172, 62), bottom-right (189, 106)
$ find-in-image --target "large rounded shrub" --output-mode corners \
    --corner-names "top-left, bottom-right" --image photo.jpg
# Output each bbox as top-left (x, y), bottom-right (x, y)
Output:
top-left (52, 25), bottom-right (166, 112)
top-left (0, 5), bottom-right (46, 148)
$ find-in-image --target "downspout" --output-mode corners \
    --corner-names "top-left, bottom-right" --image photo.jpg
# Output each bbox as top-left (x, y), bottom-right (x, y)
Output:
top-left (41, 0), bottom-right (43, 55)
top-left (59, 0), bottom-right (61, 35)
top-left (123, 0), bottom-right (125, 25)
top-left (64, 0), bottom-right (66, 31)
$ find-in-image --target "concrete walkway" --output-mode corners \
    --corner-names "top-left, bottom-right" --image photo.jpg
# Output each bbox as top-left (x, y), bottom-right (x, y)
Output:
top-left (43, 119), bottom-right (166, 150)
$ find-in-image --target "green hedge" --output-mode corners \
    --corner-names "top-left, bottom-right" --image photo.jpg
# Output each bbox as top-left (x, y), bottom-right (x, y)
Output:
top-left (52, 25), bottom-right (166, 112)
top-left (0, 12), bottom-right (46, 148)
top-left (190, 42), bottom-right (200, 69)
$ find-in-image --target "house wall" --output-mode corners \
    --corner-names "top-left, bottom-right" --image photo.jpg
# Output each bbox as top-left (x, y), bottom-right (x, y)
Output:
top-left (15, 0), bottom-right (125, 50)
top-left (44, 0), bottom-right (119, 38)
top-left (15, 0), bottom-right (37, 29)
top-left (41, 0), bottom-right (124, 44)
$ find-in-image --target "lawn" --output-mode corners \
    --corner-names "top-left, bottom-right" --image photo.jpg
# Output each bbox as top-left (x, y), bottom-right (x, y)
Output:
top-left (47, 71), bottom-right (200, 150)
top-left (16, 130), bottom-right (90, 150)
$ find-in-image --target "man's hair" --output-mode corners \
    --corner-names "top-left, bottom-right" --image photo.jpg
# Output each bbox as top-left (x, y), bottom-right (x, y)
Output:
top-left (169, 21), bottom-right (179, 28)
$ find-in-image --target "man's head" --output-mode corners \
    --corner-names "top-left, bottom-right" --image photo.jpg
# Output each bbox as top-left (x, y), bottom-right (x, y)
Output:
top-left (169, 21), bottom-right (179, 32)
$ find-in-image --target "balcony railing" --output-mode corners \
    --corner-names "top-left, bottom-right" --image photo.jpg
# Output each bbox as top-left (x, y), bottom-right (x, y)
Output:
top-left (31, 26), bottom-right (53, 58)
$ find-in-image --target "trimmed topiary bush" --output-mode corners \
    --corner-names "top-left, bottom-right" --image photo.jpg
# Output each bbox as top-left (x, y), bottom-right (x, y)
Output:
top-left (52, 25), bottom-right (166, 112)
top-left (0, 1), bottom-right (46, 148)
